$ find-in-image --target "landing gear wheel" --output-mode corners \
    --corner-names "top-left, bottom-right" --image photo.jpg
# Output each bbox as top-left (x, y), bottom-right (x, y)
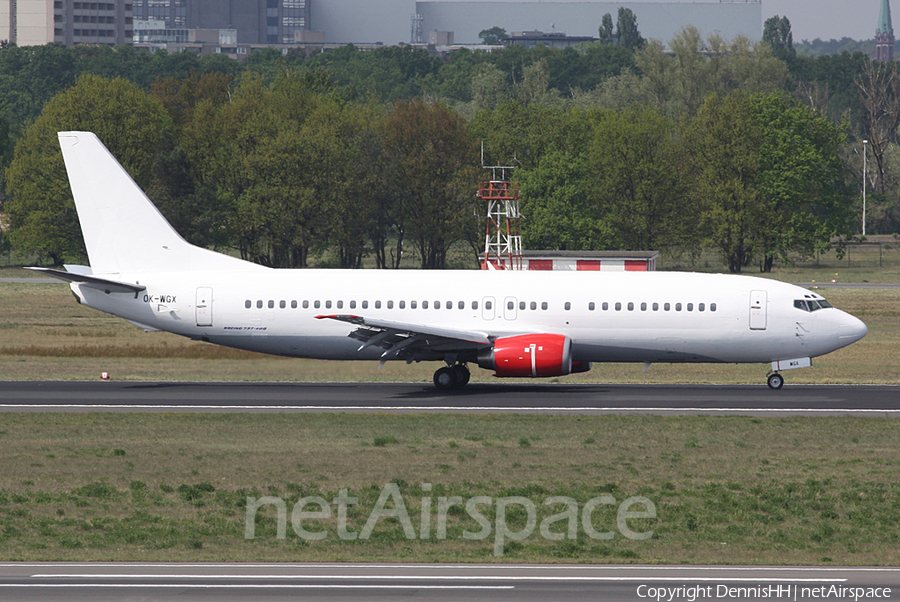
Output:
top-left (767, 373), bottom-right (784, 390)
top-left (434, 366), bottom-right (455, 390)
top-left (450, 364), bottom-right (470, 388)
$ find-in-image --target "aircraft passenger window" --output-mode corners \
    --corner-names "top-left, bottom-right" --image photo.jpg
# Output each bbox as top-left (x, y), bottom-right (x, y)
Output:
top-left (519, 301), bottom-right (525, 310)
top-left (530, 301), bottom-right (537, 310)
top-left (314, 300), bottom-right (321, 309)
top-left (487, 301), bottom-right (493, 310)
top-left (627, 302), bottom-right (634, 311)
top-left (565, 302), bottom-right (571, 311)
top-left (435, 301), bottom-right (440, 309)
top-left (399, 301), bottom-right (406, 309)
top-left (602, 302), bottom-right (609, 311)
top-left (291, 301), bottom-right (297, 309)
top-left (362, 301), bottom-right (368, 309)
top-left (687, 303), bottom-right (693, 312)
top-left (589, 302), bottom-right (595, 311)
top-left (472, 301), bottom-right (479, 310)
top-left (615, 302), bottom-right (621, 311)
top-left (675, 303), bottom-right (682, 311)
top-left (710, 303), bottom-right (717, 312)
top-left (664, 303), bottom-right (670, 311)
top-left (652, 303), bottom-right (659, 311)
top-left (699, 303), bottom-right (705, 312)
top-left (375, 301), bottom-right (381, 309)
top-left (508, 301), bottom-right (514, 310)
top-left (423, 301), bottom-right (429, 309)
top-left (641, 302), bottom-right (647, 311)
top-left (541, 302), bottom-right (548, 310)
top-left (459, 301), bottom-right (465, 310)
top-left (325, 301), bottom-right (332, 309)
top-left (388, 301), bottom-right (394, 309)
top-left (303, 300), bottom-right (309, 309)
top-left (411, 301), bottom-right (417, 309)
top-left (268, 300), bottom-right (274, 309)
top-left (245, 300), bottom-right (251, 309)
top-left (350, 301), bottom-right (356, 309)
top-left (337, 300), bottom-right (344, 309)
top-left (280, 300), bottom-right (286, 309)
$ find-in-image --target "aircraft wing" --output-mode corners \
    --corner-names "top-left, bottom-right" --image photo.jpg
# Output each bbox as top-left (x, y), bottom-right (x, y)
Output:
top-left (316, 314), bottom-right (492, 361)
top-left (26, 267), bottom-right (146, 295)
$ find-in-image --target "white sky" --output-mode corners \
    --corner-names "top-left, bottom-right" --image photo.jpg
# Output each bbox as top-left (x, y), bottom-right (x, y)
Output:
top-left (761, 0), bottom-right (879, 42)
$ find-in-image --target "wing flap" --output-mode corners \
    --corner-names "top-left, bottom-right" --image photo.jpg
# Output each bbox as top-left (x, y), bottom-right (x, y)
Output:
top-left (316, 314), bottom-right (492, 359)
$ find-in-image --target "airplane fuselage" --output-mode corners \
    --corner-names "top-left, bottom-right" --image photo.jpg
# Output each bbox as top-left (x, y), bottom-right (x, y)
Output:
top-left (71, 268), bottom-right (865, 366)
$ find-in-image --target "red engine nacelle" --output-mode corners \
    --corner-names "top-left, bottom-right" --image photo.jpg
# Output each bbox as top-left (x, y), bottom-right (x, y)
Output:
top-left (477, 334), bottom-right (591, 378)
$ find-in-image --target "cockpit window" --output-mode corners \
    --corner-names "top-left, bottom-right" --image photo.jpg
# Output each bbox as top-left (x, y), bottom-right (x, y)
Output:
top-left (794, 298), bottom-right (832, 312)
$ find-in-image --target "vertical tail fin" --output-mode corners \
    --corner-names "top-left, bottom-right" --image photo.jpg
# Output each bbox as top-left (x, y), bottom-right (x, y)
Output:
top-left (57, 132), bottom-right (261, 275)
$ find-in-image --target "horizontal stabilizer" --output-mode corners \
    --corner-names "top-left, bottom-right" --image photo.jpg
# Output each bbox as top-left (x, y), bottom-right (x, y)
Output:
top-left (26, 267), bottom-right (146, 294)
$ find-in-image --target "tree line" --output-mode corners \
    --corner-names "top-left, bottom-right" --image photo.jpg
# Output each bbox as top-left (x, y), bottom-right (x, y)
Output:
top-left (1, 17), bottom-right (898, 272)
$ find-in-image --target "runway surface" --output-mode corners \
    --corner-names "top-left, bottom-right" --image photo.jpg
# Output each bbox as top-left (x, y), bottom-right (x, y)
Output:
top-left (0, 381), bottom-right (898, 415)
top-left (0, 562), bottom-right (898, 601)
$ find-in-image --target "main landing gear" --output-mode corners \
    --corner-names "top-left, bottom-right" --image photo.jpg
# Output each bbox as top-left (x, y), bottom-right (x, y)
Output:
top-left (767, 372), bottom-right (784, 390)
top-left (433, 363), bottom-right (470, 390)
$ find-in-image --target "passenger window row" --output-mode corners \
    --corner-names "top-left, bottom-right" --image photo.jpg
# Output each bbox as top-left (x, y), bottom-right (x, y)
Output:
top-left (585, 301), bottom-right (717, 313)
top-left (245, 299), bottom-right (482, 311)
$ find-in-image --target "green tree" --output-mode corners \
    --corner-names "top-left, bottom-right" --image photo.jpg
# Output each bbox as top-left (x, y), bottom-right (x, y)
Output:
top-left (616, 7), bottom-right (645, 50)
top-left (587, 107), bottom-right (693, 252)
top-left (598, 14), bottom-right (615, 45)
top-left (683, 92), bottom-right (765, 272)
top-left (385, 100), bottom-right (478, 269)
top-left (749, 93), bottom-right (851, 269)
top-left (762, 15), bottom-right (796, 62)
top-left (684, 91), bottom-right (851, 273)
top-left (479, 27), bottom-right (507, 45)
top-left (5, 74), bottom-right (175, 264)
top-left (519, 150), bottom-right (619, 250)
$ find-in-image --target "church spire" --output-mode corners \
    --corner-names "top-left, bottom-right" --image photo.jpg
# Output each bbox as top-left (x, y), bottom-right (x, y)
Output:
top-left (878, 0), bottom-right (894, 35)
top-left (876, 0), bottom-right (895, 61)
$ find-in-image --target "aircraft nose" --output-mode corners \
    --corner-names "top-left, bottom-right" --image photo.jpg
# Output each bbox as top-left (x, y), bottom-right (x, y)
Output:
top-left (838, 312), bottom-right (868, 343)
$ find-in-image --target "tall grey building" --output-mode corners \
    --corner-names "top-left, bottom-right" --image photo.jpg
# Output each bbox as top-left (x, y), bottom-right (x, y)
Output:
top-left (132, 0), bottom-right (308, 43)
top-left (1, 0), bottom-right (134, 46)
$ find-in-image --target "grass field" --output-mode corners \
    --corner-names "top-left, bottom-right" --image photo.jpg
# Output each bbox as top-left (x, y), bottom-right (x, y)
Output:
top-left (1, 413), bottom-right (900, 564)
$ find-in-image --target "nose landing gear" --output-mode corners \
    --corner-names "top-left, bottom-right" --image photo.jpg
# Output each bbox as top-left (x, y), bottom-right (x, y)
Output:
top-left (433, 363), bottom-right (470, 390)
top-left (767, 372), bottom-right (784, 390)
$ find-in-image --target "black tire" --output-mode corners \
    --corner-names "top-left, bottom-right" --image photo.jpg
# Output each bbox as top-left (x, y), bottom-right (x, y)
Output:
top-left (767, 373), bottom-right (784, 390)
top-left (434, 366), bottom-right (455, 389)
top-left (451, 364), bottom-right (471, 388)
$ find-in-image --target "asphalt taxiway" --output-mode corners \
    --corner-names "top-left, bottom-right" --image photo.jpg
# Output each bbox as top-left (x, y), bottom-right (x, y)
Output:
top-left (0, 381), bottom-right (898, 415)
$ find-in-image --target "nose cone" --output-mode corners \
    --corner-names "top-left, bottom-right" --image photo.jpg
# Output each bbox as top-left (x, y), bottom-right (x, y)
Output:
top-left (838, 311), bottom-right (868, 344)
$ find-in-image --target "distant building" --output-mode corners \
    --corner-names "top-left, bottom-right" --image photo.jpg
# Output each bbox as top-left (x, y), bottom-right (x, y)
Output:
top-left (504, 30), bottom-right (595, 49)
top-left (317, 0), bottom-right (761, 46)
top-left (0, 0), bottom-right (133, 46)
top-left (875, 0), bottom-right (894, 62)
top-left (132, 0), bottom-right (309, 44)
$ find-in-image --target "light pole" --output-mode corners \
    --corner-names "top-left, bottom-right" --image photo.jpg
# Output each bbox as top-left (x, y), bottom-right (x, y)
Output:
top-left (863, 139), bottom-right (868, 237)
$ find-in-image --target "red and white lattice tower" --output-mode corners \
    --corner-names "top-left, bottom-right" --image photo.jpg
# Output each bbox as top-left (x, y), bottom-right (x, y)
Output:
top-left (478, 157), bottom-right (522, 270)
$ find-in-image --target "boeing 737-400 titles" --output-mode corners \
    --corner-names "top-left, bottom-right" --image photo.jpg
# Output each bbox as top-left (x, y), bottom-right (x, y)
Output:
top-left (32, 132), bottom-right (868, 390)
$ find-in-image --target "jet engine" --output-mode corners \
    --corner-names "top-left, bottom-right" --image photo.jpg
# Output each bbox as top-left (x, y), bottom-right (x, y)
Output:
top-left (476, 334), bottom-right (591, 378)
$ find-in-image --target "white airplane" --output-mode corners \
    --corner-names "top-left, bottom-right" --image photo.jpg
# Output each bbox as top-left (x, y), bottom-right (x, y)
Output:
top-left (31, 132), bottom-right (868, 390)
